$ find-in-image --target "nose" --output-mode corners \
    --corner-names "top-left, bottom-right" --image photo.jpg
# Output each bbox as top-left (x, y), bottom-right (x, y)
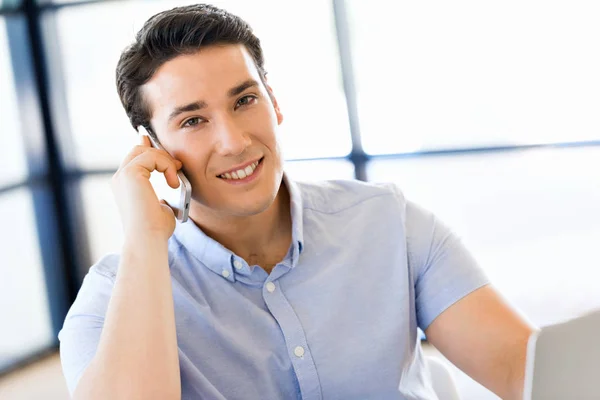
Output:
top-left (214, 116), bottom-right (251, 156)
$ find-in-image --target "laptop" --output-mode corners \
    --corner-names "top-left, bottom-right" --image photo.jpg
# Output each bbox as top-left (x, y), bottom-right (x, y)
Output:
top-left (523, 309), bottom-right (600, 399)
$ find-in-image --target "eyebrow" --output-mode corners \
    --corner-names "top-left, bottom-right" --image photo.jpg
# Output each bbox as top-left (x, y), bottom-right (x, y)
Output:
top-left (228, 79), bottom-right (259, 97)
top-left (167, 100), bottom-right (207, 123)
top-left (167, 79), bottom-right (260, 123)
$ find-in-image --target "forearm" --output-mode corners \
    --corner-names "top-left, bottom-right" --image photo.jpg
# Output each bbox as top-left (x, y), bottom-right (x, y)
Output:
top-left (498, 330), bottom-right (531, 400)
top-left (74, 235), bottom-right (180, 400)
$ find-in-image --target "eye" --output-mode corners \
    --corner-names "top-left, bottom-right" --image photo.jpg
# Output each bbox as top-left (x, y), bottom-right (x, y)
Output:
top-left (182, 117), bottom-right (204, 128)
top-left (236, 95), bottom-right (258, 109)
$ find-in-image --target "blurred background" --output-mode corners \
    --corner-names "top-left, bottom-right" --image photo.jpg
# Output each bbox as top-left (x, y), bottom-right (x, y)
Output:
top-left (1, 0), bottom-right (599, 398)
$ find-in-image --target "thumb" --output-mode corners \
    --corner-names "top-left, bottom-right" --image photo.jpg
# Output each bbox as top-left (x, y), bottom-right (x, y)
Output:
top-left (159, 199), bottom-right (177, 217)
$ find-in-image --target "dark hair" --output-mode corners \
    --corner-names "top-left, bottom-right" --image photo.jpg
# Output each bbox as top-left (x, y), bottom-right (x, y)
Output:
top-left (115, 4), bottom-right (266, 134)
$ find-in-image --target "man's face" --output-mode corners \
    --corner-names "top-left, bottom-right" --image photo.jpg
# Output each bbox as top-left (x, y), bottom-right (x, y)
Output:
top-left (142, 44), bottom-right (284, 218)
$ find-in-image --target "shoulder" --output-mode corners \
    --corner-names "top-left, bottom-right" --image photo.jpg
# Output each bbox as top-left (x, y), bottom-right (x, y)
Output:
top-left (295, 179), bottom-right (407, 214)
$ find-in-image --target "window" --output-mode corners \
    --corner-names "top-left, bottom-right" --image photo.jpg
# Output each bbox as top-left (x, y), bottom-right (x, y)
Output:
top-left (0, 16), bottom-right (55, 373)
top-left (0, 188), bottom-right (54, 372)
top-left (347, 0), bottom-right (600, 155)
top-left (80, 175), bottom-right (122, 263)
top-left (0, 17), bottom-right (29, 186)
top-left (0, 0), bottom-right (21, 9)
top-left (284, 159), bottom-right (355, 182)
top-left (37, 0), bottom-right (92, 3)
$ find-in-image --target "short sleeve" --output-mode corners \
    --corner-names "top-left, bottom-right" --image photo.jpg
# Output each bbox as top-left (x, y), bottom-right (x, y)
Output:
top-left (405, 201), bottom-right (489, 331)
top-left (57, 254), bottom-right (119, 396)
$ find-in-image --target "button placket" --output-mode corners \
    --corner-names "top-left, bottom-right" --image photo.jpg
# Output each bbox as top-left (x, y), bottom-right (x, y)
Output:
top-left (261, 279), bottom-right (323, 399)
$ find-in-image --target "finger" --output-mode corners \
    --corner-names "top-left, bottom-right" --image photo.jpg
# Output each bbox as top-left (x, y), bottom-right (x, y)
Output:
top-left (119, 146), bottom-right (142, 169)
top-left (139, 133), bottom-right (151, 146)
top-left (119, 144), bottom-right (178, 171)
top-left (127, 151), bottom-right (182, 188)
top-left (119, 140), bottom-right (154, 169)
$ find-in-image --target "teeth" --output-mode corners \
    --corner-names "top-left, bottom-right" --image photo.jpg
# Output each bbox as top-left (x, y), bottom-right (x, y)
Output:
top-left (219, 160), bottom-right (261, 180)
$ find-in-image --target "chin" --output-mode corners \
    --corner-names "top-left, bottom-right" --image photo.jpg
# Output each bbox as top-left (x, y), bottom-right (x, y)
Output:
top-left (226, 191), bottom-right (278, 217)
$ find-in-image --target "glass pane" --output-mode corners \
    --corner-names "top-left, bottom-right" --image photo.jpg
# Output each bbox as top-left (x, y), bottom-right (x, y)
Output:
top-left (80, 175), bottom-right (123, 264)
top-left (37, 0), bottom-right (91, 3)
top-left (368, 146), bottom-right (600, 327)
top-left (50, 0), bottom-right (351, 170)
top-left (0, 17), bottom-right (29, 186)
top-left (0, 0), bottom-right (21, 9)
top-left (0, 188), bottom-right (54, 371)
top-left (284, 159), bottom-right (355, 181)
top-left (347, 0), bottom-right (600, 155)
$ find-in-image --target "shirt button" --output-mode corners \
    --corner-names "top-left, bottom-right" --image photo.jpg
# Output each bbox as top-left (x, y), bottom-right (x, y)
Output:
top-left (266, 282), bottom-right (276, 293)
top-left (233, 260), bottom-right (243, 269)
top-left (222, 270), bottom-right (230, 278)
top-left (294, 346), bottom-right (305, 358)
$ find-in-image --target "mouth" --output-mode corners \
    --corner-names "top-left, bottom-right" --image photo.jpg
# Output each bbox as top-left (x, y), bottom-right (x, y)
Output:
top-left (217, 157), bottom-right (264, 182)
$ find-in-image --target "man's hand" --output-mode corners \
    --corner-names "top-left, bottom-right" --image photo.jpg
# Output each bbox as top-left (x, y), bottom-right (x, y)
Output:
top-left (111, 134), bottom-right (183, 241)
top-left (425, 284), bottom-right (536, 400)
top-left (72, 135), bottom-right (183, 400)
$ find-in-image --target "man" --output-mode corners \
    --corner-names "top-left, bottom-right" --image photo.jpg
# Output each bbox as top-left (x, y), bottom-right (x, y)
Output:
top-left (58, 4), bottom-right (535, 399)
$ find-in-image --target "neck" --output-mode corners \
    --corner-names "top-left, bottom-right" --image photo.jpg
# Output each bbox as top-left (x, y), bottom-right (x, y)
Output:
top-left (190, 182), bottom-right (292, 264)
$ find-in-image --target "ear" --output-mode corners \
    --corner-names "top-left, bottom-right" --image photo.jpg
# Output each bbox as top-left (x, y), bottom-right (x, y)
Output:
top-left (265, 83), bottom-right (284, 125)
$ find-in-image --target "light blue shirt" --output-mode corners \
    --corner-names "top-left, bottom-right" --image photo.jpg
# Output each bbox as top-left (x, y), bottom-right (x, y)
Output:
top-left (59, 176), bottom-right (489, 399)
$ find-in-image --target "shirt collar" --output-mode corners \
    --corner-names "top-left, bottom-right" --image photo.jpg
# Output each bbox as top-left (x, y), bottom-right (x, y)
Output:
top-left (172, 172), bottom-right (304, 281)
top-left (173, 218), bottom-right (237, 282)
top-left (284, 172), bottom-right (304, 261)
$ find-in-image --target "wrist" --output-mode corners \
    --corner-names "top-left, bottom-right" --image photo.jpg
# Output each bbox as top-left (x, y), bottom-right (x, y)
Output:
top-left (124, 228), bottom-right (171, 245)
top-left (122, 233), bottom-right (169, 257)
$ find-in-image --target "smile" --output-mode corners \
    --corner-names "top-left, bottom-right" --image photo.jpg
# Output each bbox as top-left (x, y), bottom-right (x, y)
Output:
top-left (218, 157), bottom-right (264, 181)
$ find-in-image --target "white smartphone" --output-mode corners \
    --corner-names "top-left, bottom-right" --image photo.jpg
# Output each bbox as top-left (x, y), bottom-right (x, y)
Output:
top-left (137, 126), bottom-right (192, 223)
